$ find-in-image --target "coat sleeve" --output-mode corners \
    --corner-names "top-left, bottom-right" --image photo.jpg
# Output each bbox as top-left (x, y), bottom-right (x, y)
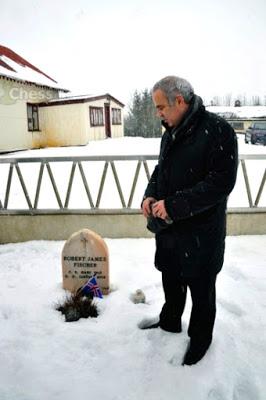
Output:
top-left (142, 131), bottom-right (169, 201)
top-left (143, 165), bottom-right (158, 200)
top-left (164, 124), bottom-right (238, 221)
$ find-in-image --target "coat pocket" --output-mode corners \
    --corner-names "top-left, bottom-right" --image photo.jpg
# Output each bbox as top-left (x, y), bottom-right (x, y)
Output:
top-left (154, 231), bottom-right (178, 271)
top-left (177, 234), bottom-right (201, 276)
top-left (177, 232), bottom-right (225, 277)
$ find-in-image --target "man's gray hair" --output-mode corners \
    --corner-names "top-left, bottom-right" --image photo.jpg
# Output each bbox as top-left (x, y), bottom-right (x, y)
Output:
top-left (153, 76), bottom-right (194, 104)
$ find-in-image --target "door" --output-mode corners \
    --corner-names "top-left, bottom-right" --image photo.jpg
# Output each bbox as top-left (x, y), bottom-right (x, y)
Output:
top-left (104, 103), bottom-right (111, 138)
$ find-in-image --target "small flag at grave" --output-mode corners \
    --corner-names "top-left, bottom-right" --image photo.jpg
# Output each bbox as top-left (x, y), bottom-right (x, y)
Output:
top-left (80, 276), bottom-right (103, 299)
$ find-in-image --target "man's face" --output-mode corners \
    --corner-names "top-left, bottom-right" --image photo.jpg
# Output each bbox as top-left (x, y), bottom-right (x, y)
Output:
top-left (152, 89), bottom-right (186, 128)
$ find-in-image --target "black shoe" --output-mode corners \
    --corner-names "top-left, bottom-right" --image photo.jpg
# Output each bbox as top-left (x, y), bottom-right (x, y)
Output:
top-left (159, 304), bottom-right (182, 333)
top-left (160, 321), bottom-right (182, 333)
top-left (182, 339), bottom-right (211, 366)
top-left (139, 318), bottom-right (181, 333)
top-left (139, 321), bottom-right (161, 330)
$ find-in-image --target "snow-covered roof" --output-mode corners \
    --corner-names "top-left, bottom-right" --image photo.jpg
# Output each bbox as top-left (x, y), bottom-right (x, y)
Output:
top-left (0, 45), bottom-right (69, 93)
top-left (207, 106), bottom-right (266, 119)
top-left (39, 93), bottom-right (125, 107)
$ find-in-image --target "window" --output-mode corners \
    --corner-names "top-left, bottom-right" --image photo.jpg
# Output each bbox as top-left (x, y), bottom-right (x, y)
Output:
top-left (254, 122), bottom-right (266, 130)
top-left (112, 108), bottom-right (122, 125)
top-left (27, 103), bottom-right (39, 131)
top-left (229, 121), bottom-right (244, 130)
top-left (89, 107), bottom-right (104, 126)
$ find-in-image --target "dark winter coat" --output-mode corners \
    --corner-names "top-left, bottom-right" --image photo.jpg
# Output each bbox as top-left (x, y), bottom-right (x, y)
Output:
top-left (144, 95), bottom-right (238, 277)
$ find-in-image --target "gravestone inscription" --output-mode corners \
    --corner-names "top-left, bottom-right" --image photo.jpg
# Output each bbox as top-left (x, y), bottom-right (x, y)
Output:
top-left (62, 228), bottom-right (109, 294)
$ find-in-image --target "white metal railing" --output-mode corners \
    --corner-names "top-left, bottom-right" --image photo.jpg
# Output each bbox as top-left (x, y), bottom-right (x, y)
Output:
top-left (0, 154), bottom-right (265, 215)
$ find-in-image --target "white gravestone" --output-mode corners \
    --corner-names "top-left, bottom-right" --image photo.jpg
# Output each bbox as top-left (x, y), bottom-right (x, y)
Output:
top-left (62, 229), bottom-right (109, 294)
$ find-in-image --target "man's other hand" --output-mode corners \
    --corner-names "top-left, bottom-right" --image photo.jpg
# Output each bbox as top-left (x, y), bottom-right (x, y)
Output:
top-left (152, 200), bottom-right (168, 220)
top-left (142, 197), bottom-right (156, 218)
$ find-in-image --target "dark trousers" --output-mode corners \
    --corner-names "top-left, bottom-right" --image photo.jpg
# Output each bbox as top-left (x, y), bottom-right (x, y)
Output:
top-left (160, 269), bottom-right (217, 344)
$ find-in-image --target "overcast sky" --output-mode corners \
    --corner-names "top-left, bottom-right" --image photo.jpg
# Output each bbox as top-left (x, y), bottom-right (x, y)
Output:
top-left (1, 0), bottom-right (266, 105)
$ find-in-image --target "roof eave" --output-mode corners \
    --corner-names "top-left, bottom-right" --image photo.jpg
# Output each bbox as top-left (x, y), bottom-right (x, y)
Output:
top-left (38, 93), bottom-right (125, 107)
top-left (0, 73), bottom-right (69, 93)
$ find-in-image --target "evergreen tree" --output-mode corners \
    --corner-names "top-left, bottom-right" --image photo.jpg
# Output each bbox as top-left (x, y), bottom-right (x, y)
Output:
top-left (124, 89), bottom-right (162, 137)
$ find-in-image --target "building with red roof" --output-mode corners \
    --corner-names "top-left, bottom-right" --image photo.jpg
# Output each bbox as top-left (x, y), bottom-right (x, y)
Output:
top-left (0, 46), bottom-right (124, 153)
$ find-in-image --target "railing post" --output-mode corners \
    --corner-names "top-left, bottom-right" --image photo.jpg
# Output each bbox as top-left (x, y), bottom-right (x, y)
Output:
top-left (127, 161), bottom-right (141, 208)
top-left (241, 159), bottom-right (253, 207)
top-left (78, 162), bottom-right (95, 208)
top-left (110, 161), bottom-right (126, 208)
top-left (96, 161), bottom-right (109, 208)
top-left (143, 160), bottom-right (151, 181)
top-left (64, 162), bottom-right (77, 208)
top-left (34, 163), bottom-right (44, 209)
top-left (46, 162), bottom-right (63, 209)
top-left (4, 163), bottom-right (14, 209)
top-left (15, 163), bottom-right (33, 209)
top-left (255, 169), bottom-right (266, 207)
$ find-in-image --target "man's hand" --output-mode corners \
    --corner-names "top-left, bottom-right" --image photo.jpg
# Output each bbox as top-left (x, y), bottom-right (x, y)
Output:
top-left (142, 197), bottom-right (156, 218)
top-left (151, 200), bottom-right (169, 220)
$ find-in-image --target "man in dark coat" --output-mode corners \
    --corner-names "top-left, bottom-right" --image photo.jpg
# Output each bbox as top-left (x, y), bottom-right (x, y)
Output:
top-left (141, 76), bottom-right (238, 365)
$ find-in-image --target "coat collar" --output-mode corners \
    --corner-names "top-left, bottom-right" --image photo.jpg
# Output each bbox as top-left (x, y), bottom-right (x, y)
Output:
top-left (162, 95), bottom-right (204, 141)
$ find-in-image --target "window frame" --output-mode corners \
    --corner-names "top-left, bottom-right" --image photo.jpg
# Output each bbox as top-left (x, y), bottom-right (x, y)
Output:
top-left (27, 103), bottom-right (40, 131)
top-left (89, 106), bottom-right (104, 127)
top-left (111, 108), bottom-right (122, 125)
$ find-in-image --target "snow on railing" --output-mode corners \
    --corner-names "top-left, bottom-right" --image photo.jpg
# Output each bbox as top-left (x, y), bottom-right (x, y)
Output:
top-left (0, 154), bottom-right (265, 215)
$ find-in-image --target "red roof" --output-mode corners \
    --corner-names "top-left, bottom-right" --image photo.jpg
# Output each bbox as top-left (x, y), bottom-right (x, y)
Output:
top-left (0, 45), bottom-right (57, 83)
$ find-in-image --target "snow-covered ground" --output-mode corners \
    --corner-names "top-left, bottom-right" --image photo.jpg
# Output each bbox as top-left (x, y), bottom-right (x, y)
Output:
top-left (0, 236), bottom-right (265, 400)
top-left (3, 133), bottom-right (266, 158)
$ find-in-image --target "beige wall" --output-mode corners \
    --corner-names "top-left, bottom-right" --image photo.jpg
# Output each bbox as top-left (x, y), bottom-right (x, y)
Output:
top-left (0, 78), bottom-right (59, 152)
top-left (84, 99), bottom-right (124, 141)
top-left (40, 98), bottom-right (124, 146)
top-left (0, 211), bottom-right (265, 243)
top-left (40, 103), bottom-right (88, 147)
top-left (84, 99), bottom-right (106, 141)
top-left (110, 99), bottom-right (124, 139)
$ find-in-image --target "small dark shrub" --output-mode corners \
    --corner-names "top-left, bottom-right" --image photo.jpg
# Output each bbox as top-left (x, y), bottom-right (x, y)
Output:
top-left (55, 291), bottom-right (98, 322)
